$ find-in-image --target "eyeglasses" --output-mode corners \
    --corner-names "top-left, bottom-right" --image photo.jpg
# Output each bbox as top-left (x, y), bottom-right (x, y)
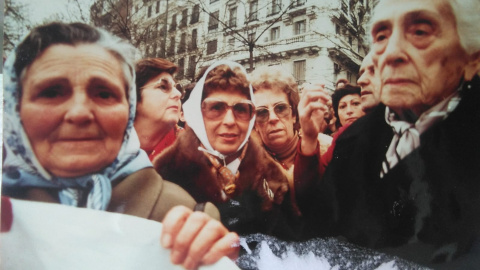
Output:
top-left (141, 78), bottom-right (185, 99)
top-left (255, 102), bottom-right (292, 123)
top-left (201, 98), bottom-right (255, 121)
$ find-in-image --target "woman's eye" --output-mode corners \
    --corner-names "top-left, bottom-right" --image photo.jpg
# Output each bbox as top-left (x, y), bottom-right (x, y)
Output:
top-left (38, 88), bottom-right (61, 98)
top-left (339, 105), bottom-right (346, 110)
top-left (211, 103), bottom-right (225, 111)
top-left (97, 91), bottom-right (114, 99)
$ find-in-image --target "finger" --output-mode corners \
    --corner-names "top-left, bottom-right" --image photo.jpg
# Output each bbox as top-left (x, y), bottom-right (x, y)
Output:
top-left (299, 91), bottom-right (330, 110)
top-left (201, 232), bottom-right (240, 265)
top-left (161, 205), bottom-right (191, 249)
top-left (170, 211), bottom-right (210, 265)
top-left (181, 219), bottom-right (230, 269)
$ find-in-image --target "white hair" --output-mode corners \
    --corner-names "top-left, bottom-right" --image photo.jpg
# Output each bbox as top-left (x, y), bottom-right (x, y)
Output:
top-left (447, 0), bottom-right (480, 56)
top-left (369, 0), bottom-right (480, 56)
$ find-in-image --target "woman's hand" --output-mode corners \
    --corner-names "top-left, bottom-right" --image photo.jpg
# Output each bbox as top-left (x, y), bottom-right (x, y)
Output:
top-left (161, 205), bottom-right (240, 270)
top-left (298, 83), bottom-right (331, 155)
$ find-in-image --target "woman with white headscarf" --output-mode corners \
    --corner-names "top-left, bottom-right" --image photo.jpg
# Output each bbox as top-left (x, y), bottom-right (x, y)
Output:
top-left (154, 60), bottom-right (300, 238)
top-left (2, 22), bottom-right (239, 269)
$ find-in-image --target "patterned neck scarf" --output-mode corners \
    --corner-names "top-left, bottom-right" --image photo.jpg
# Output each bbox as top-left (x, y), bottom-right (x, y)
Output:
top-left (380, 89), bottom-right (462, 178)
top-left (2, 47), bottom-right (152, 210)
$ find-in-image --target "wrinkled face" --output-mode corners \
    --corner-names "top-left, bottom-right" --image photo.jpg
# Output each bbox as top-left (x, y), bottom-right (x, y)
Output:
top-left (357, 53), bottom-right (381, 112)
top-left (136, 72), bottom-right (181, 128)
top-left (254, 88), bottom-right (296, 152)
top-left (203, 90), bottom-right (251, 155)
top-left (371, 0), bottom-right (468, 116)
top-left (338, 94), bottom-right (365, 126)
top-left (20, 44), bottom-right (129, 177)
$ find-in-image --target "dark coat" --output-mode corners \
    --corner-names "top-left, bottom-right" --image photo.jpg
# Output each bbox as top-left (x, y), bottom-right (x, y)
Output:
top-left (301, 76), bottom-right (480, 266)
top-left (153, 127), bottom-right (301, 239)
top-left (3, 168), bottom-right (220, 222)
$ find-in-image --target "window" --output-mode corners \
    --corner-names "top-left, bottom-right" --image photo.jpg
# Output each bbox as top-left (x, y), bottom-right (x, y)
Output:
top-left (168, 36), bottom-right (175, 56)
top-left (208, 11), bottom-right (219, 31)
top-left (190, 29), bottom-right (198, 50)
top-left (249, 1), bottom-right (258, 21)
top-left (270, 27), bottom-right (280, 41)
top-left (187, 56), bottom-right (196, 78)
top-left (178, 58), bottom-right (185, 78)
top-left (207, 39), bottom-right (217, 55)
top-left (248, 32), bottom-right (256, 43)
top-left (178, 33), bottom-right (186, 53)
top-left (170, 14), bottom-right (177, 31)
top-left (229, 7), bottom-right (237, 27)
top-left (347, 71), bottom-right (353, 82)
top-left (348, 36), bottom-right (353, 46)
top-left (335, 24), bottom-right (340, 35)
top-left (228, 38), bottom-right (235, 50)
top-left (156, 1), bottom-right (160, 13)
top-left (295, 0), bottom-right (306, 6)
top-left (180, 9), bottom-right (188, 27)
top-left (148, 5), bottom-right (152, 17)
top-left (270, 0), bottom-right (280, 16)
top-left (293, 60), bottom-right (306, 84)
top-left (191, 4), bottom-right (200, 24)
top-left (294, 20), bottom-right (306, 35)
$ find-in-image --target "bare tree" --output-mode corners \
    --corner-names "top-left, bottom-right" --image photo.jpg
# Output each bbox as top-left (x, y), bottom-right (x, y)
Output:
top-left (89, 0), bottom-right (160, 49)
top-left (191, 0), bottom-right (298, 71)
top-left (3, 0), bottom-right (31, 56)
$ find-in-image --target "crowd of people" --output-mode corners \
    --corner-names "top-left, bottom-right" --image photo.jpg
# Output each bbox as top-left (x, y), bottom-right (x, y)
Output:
top-left (2, 0), bottom-right (480, 269)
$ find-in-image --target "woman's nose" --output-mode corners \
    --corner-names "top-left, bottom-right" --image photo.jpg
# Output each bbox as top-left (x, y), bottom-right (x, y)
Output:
top-left (383, 29), bottom-right (408, 66)
top-left (268, 108), bottom-right (279, 123)
top-left (222, 108), bottom-right (236, 125)
top-left (64, 92), bottom-right (94, 124)
top-left (171, 87), bottom-right (182, 100)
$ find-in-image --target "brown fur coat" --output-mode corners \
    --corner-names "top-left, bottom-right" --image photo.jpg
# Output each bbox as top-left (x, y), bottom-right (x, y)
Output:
top-left (153, 127), bottom-right (290, 212)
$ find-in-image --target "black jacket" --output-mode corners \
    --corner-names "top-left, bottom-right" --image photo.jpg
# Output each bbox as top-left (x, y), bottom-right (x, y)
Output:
top-left (301, 76), bottom-right (480, 266)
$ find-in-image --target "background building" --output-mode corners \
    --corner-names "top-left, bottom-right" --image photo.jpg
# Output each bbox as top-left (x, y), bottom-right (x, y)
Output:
top-left (91, 0), bottom-right (374, 92)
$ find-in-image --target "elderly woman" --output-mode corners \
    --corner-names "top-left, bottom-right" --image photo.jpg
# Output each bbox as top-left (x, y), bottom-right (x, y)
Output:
top-left (2, 22), bottom-right (237, 269)
top-left (134, 58), bottom-right (184, 160)
top-left (331, 84), bottom-right (365, 128)
top-left (249, 66), bottom-right (332, 214)
top-left (154, 60), bottom-right (299, 238)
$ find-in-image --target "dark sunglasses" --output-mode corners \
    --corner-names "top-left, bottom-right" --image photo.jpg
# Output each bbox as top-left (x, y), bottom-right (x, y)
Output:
top-left (255, 102), bottom-right (292, 123)
top-left (201, 98), bottom-right (255, 121)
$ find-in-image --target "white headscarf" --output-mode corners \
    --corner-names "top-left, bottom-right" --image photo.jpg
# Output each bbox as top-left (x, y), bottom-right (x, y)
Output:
top-left (182, 60), bottom-right (255, 170)
top-left (2, 25), bottom-right (152, 210)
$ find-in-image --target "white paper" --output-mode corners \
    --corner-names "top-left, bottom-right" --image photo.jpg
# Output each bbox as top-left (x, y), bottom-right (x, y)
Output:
top-left (1, 198), bottom-right (239, 270)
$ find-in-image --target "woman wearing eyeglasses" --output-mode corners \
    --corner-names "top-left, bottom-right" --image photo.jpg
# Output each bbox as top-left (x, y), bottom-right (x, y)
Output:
top-left (134, 58), bottom-right (184, 161)
top-left (153, 61), bottom-right (300, 238)
top-left (250, 66), bottom-right (332, 217)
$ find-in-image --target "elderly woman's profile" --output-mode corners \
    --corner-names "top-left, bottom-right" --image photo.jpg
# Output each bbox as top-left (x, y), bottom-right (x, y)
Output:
top-left (2, 22), bottom-right (238, 269)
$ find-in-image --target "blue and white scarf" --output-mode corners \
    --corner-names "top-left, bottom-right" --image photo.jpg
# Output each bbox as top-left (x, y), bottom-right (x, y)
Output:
top-left (2, 47), bottom-right (152, 210)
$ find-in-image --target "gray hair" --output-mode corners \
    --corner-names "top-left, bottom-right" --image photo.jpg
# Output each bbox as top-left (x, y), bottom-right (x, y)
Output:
top-left (14, 22), bottom-right (138, 96)
top-left (368, 0), bottom-right (480, 56)
top-left (448, 0), bottom-right (480, 56)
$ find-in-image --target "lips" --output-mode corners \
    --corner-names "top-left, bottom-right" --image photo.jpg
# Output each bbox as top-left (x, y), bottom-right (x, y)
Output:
top-left (384, 78), bottom-right (414, 85)
top-left (361, 90), bottom-right (372, 96)
top-left (268, 129), bottom-right (283, 135)
top-left (346, 117), bottom-right (358, 123)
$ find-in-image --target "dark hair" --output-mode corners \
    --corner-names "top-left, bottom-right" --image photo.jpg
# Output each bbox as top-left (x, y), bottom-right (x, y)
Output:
top-left (14, 22), bottom-right (101, 79)
top-left (135, 58), bottom-right (178, 102)
top-left (202, 65), bottom-right (250, 100)
top-left (331, 84), bottom-right (361, 126)
top-left (13, 22), bottom-right (136, 96)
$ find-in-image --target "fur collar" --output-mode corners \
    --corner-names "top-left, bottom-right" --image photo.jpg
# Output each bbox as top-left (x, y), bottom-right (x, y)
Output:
top-left (153, 127), bottom-right (289, 212)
